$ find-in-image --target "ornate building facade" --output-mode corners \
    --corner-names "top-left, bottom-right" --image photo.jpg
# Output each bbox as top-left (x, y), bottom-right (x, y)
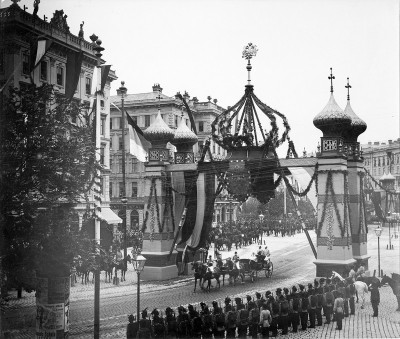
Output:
top-left (0, 2), bottom-right (120, 247)
top-left (109, 85), bottom-right (237, 238)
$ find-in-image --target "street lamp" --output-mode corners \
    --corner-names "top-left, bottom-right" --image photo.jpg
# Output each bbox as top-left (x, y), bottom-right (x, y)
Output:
top-left (374, 225), bottom-right (383, 277)
top-left (117, 81), bottom-right (128, 272)
top-left (259, 214), bottom-right (264, 244)
top-left (131, 252), bottom-right (146, 320)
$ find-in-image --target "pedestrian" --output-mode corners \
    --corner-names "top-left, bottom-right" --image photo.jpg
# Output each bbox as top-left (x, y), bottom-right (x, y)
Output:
top-left (323, 280), bottom-right (334, 324)
top-left (289, 286), bottom-right (300, 333)
top-left (308, 283), bottom-right (317, 328)
top-left (333, 291), bottom-right (344, 330)
top-left (279, 294), bottom-right (289, 335)
top-left (370, 283), bottom-right (380, 317)
top-left (348, 282), bottom-right (356, 315)
top-left (348, 265), bottom-right (356, 283)
top-left (137, 309), bottom-right (153, 338)
top-left (126, 314), bottom-right (139, 339)
top-left (260, 303), bottom-right (272, 338)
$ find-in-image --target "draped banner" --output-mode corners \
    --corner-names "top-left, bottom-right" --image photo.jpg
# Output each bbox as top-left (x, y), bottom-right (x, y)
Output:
top-left (172, 169), bottom-right (217, 251)
top-left (65, 51), bottom-right (83, 100)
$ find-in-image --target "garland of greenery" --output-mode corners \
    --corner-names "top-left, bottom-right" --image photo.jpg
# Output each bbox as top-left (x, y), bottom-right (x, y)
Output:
top-left (357, 172), bottom-right (366, 235)
top-left (316, 169), bottom-right (350, 240)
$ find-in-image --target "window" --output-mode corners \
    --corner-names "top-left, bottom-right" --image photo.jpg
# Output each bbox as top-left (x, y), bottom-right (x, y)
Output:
top-left (100, 100), bottom-right (105, 108)
top-left (145, 115), bottom-right (151, 127)
top-left (101, 118), bottom-right (105, 136)
top-left (212, 141), bottom-right (216, 154)
top-left (175, 115), bottom-right (178, 127)
top-left (119, 182), bottom-right (124, 197)
top-left (118, 157), bottom-right (122, 173)
top-left (119, 137), bottom-right (123, 150)
top-left (85, 77), bottom-right (91, 95)
top-left (109, 182), bottom-right (113, 198)
top-left (110, 137), bottom-right (113, 150)
top-left (118, 117), bottom-right (122, 129)
top-left (100, 146), bottom-right (105, 165)
top-left (199, 121), bottom-right (204, 132)
top-left (131, 182), bottom-right (138, 197)
top-left (56, 66), bottom-right (64, 86)
top-left (110, 157), bottom-right (114, 172)
top-left (131, 159), bottom-right (137, 173)
top-left (22, 52), bottom-right (30, 75)
top-left (40, 61), bottom-right (47, 81)
top-left (110, 118), bottom-right (113, 130)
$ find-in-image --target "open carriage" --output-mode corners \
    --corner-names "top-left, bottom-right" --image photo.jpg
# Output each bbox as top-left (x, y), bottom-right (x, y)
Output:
top-left (239, 255), bottom-right (273, 282)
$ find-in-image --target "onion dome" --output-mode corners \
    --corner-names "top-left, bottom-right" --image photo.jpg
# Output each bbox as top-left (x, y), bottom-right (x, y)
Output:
top-left (172, 116), bottom-right (198, 151)
top-left (313, 68), bottom-right (351, 137)
top-left (143, 111), bottom-right (174, 147)
top-left (343, 78), bottom-right (367, 142)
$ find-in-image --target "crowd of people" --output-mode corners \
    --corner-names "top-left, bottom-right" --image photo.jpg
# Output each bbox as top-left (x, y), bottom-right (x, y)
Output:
top-left (127, 272), bottom-right (379, 338)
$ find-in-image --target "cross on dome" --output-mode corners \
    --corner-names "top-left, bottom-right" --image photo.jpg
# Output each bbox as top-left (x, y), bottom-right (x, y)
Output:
top-left (328, 67), bottom-right (335, 93)
top-left (345, 77), bottom-right (352, 101)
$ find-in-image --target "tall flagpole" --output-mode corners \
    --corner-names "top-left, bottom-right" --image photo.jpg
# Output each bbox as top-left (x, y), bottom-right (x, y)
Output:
top-left (90, 34), bottom-right (104, 339)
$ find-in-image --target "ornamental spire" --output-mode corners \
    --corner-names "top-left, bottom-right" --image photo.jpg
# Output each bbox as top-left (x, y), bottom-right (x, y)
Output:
top-left (242, 43), bottom-right (258, 86)
top-left (328, 67), bottom-right (335, 93)
top-left (345, 77), bottom-right (351, 101)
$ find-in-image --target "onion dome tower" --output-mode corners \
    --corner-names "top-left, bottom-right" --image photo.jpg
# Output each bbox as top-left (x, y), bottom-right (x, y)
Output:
top-left (172, 114), bottom-right (198, 163)
top-left (342, 78), bottom-right (367, 158)
top-left (144, 94), bottom-right (175, 162)
top-left (313, 68), bottom-right (352, 155)
top-left (211, 43), bottom-right (291, 203)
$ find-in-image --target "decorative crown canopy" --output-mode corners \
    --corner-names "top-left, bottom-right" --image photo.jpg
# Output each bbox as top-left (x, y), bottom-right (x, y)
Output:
top-left (172, 116), bottom-right (198, 148)
top-left (313, 69), bottom-right (351, 137)
top-left (343, 78), bottom-right (367, 142)
top-left (143, 111), bottom-right (174, 146)
top-left (212, 43), bottom-right (290, 154)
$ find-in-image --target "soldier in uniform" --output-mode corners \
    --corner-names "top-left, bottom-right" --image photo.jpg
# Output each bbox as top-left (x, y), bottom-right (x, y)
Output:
top-left (315, 280), bottom-right (324, 326)
top-left (347, 281), bottom-right (356, 315)
top-left (289, 286), bottom-right (300, 333)
top-left (224, 297), bottom-right (233, 313)
top-left (201, 304), bottom-right (214, 339)
top-left (255, 292), bottom-right (265, 309)
top-left (151, 308), bottom-right (166, 338)
top-left (213, 302), bottom-right (226, 339)
top-left (308, 283), bottom-right (317, 328)
top-left (177, 306), bottom-right (191, 338)
top-left (225, 300), bottom-right (237, 338)
top-left (279, 293), bottom-right (290, 335)
top-left (236, 297), bottom-right (249, 338)
top-left (137, 308), bottom-right (154, 339)
top-left (323, 280), bottom-right (335, 324)
top-left (270, 295), bottom-right (280, 337)
top-left (299, 284), bottom-right (309, 330)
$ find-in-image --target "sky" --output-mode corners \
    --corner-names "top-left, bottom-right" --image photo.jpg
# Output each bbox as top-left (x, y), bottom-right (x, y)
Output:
top-left (9, 0), bottom-right (400, 156)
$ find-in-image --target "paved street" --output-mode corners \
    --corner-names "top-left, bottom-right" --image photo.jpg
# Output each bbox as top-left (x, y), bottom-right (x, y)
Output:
top-left (2, 225), bottom-right (400, 338)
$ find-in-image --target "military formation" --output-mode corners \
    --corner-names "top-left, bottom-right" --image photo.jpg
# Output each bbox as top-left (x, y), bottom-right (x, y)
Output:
top-left (127, 276), bottom-right (362, 338)
top-left (211, 217), bottom-right (316, 252)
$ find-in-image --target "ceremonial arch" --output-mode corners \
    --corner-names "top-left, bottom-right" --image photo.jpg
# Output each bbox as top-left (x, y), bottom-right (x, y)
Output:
top-left (135, 44), bottom-right (370, 281)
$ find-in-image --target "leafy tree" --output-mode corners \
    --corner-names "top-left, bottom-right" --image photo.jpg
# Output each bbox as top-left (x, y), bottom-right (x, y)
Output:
top-left (0, 84), bottom-right (100, 292)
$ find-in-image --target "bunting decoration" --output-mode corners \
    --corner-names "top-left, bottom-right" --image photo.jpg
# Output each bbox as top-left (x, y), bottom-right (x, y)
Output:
top-left (30, 38), bottom-right (52, 73)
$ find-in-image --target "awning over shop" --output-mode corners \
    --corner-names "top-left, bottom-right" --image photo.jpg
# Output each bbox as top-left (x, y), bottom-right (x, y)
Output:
top-left (99, 207), bottom-right (122, 224)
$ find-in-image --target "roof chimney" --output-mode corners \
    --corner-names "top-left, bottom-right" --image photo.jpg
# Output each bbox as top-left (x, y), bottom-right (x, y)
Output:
top-left (374, 142), bottom-right (379, 145)
top-left (388, 140), bottom-right (392, 144)
top-left (152, 83), bottom-right (163, 93)
top-left (368, 142), bottom-right (372, 145)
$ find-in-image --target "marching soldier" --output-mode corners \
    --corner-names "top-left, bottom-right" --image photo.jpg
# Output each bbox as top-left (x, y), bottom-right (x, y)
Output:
top-left (213, 303), bottom-right (226, 338)
top-left (248, 296), bottom-right (260, 338)
top-left (151, 308), bottom-right (166, 338)
top-left (236, 297), bottom-right (249, 338)
top-left (323, 280), bottom-right (335, 324)
top-left (201, 305), bottom-right (214, 339)
top-left (137, 308), bottom-right (154, 339)
top-left (255, 292), bottom-right (265, 309)
top-left (270, 295), bottom-right (280, 337)
top-left (225, 301), bottom-right (237, 339)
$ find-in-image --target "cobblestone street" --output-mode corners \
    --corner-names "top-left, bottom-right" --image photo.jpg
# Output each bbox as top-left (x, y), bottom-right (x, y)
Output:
top-left (2, 225), bottom-right (400, 338)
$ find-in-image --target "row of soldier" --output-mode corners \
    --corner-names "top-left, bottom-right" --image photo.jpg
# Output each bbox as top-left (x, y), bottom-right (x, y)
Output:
top-left (127, 277), bottom-right (356, 338)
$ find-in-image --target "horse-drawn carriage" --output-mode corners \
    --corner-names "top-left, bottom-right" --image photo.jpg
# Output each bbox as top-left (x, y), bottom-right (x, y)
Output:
top-left (239, 255), bottom-right (273, 282)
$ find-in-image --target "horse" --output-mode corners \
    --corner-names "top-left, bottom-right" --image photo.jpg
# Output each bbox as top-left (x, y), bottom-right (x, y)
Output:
top-left (356, 276), bottom-right (381, 287)
top-left (380, 274), bottom-right (400, 311)
top-left (99, 250), bottom-right (114, 283)
top-left (74, 254), bottom-right (96, 284)
top-left (227, 260), bottom-right (244, 285)
top-left (331, 271), bottom-right (369, 309)
top-left (112, 254), bottom-right (131, 283)
top-left (191, 261), bottom-right (221, 292)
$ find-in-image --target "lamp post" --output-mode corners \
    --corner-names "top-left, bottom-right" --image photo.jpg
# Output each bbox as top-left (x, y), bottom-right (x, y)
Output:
top-left (259, 213), bottom-right (264, 244)
top-left (117, 81), bottom-right (128, 272)
top-left (374, 225), bottom-right (383, 277)
top-left (131, 252), bottom-right (146, 319)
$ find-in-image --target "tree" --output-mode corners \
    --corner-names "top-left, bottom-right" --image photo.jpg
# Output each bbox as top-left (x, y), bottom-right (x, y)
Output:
top-left (0, 84), bottom-right (100, 293)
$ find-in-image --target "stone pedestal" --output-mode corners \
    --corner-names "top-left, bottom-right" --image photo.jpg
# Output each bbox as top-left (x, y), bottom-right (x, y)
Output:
top-left (348, 159), bottom-right (370, 268)
top-left (314, 157), bottom-right (356, 277)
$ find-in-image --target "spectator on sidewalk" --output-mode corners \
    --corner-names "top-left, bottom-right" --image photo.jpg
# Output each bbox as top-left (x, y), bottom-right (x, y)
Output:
top-left (370, 283), bottom-right (380, 317)
top-left (260, 302), bottom-right (272, 338)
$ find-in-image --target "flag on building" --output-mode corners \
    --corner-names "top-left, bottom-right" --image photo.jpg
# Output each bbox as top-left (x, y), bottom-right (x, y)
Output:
top-left (30, 38), bottom-right (52, 73)
top-left (126, 111), bottom-right (151, 162)
top-left (100, 65), bottom-right (111, 93)
top-left (65, 51), bottom-right (83, 100)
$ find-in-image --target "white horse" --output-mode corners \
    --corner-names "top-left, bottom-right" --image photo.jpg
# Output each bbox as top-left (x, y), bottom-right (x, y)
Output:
top-left (331, 271), bottom-right (369, 309)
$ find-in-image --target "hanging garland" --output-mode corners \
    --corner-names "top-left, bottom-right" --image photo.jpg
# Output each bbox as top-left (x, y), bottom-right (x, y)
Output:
top-left (358, 172), bottom-right (367, 236)
top-left (316, 169), bottom-right (350, 240)
top-left (326, 203), bottom-right (335, 250)
top-left (343, 171), bottom-right (351, 247)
